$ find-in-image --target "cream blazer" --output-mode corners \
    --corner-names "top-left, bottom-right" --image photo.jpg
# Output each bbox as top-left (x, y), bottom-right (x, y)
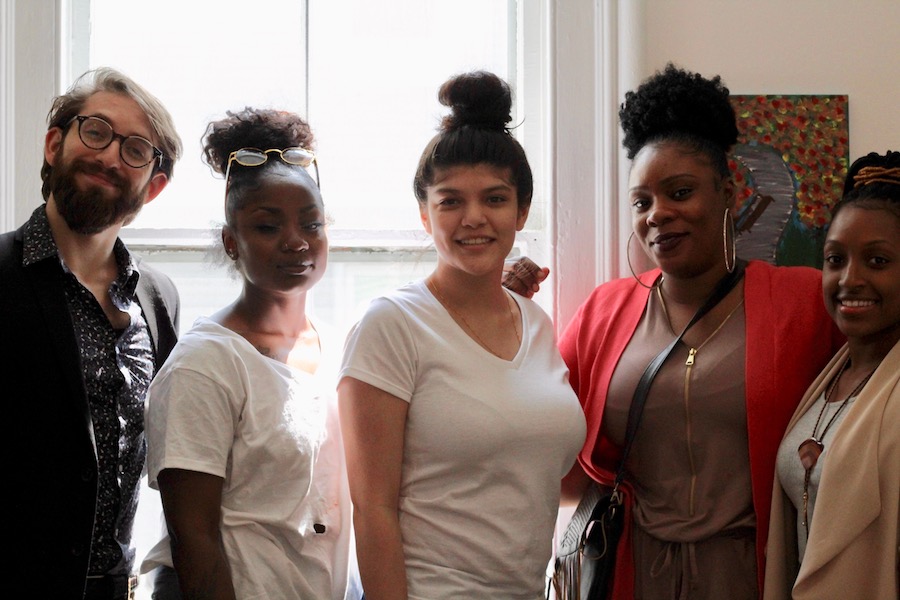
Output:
top-left (764, 341), bottom-right (900, 599)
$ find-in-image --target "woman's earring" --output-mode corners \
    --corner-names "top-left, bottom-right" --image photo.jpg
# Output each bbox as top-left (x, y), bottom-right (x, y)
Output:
top-left (226, 248), bottom-right (237, 260)
top-left (627, 231), bottom-right (663, 290)
top-left (723, 209), bottom-right (736, 273)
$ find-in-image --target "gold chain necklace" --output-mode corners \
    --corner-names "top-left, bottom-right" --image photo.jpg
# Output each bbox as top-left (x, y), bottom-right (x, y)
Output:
top-left (427, 277), bottom-right (521, 359)
top-left (656, 287), bottom-right (744, 364)
top-left (798, 358), bottom-right (874, 535)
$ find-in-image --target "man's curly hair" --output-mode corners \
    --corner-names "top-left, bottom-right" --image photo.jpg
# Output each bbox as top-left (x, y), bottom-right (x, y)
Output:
top-left (619, 63), bottom-right (739, 177)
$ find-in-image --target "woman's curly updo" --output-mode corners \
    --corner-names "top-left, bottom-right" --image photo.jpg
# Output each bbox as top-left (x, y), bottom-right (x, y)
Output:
top-left (414, 71), bottom-right (533, 208)
top-left (619, 63), bottom-right (739, 178)
top-left (203, 107), bottom-right (318, 223)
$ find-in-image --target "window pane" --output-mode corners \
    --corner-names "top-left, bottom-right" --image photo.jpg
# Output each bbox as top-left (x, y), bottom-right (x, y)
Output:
top-left (309, 0), bottom-right (512, 231)
top-left (84, 0), bottom-right (513, 234)
top-left (140, 249), bottom-right (436, 336)
top-left (87, 0), bottom-right (307, 230)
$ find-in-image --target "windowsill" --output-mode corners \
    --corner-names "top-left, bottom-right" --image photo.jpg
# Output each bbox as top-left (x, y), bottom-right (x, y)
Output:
top-left (121, 228), bottom-right (529, 257)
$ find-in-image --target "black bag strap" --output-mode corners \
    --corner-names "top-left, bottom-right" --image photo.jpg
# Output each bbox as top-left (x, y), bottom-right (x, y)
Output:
top-left (613, 261), bottom-right (746, 488)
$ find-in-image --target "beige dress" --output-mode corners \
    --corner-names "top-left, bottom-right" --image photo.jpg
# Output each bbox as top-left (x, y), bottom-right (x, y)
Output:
top-left (604, 290), bottom-right (755, 599)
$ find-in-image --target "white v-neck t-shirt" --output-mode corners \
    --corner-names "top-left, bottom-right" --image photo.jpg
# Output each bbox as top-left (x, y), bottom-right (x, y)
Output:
top-left (340, 280), bottom-right (585, 599)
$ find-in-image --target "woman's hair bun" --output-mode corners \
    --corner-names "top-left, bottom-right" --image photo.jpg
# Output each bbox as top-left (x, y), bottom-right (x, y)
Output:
top-left (203, 107), bottom-right (315, 176)
top-left (843, 149), bottom-right (900, 195)
top-left (619, 63), bottom-right (739, 159)
top-left (438, 70), bottom-right (512, 132)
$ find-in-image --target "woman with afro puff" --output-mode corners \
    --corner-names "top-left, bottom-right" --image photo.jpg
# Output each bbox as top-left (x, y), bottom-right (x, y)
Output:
top-left (558, 64), bottom-right (844, 599)
top-left (140, 108), bottom-right (360, 599)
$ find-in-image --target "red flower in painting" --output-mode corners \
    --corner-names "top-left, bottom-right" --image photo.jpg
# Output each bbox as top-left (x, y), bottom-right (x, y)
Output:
top-left (729, 94), bottom-right (848, 230)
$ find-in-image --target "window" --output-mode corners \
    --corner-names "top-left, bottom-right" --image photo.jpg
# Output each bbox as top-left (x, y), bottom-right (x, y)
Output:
top-left (3, 3), bottom-right (624, 596)
top-left (35, 2), bottom-right (552, 596)
top-left (61, 0), bottom-right (549, 336)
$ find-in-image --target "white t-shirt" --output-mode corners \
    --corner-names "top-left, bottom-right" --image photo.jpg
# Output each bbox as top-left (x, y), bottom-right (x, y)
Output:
top-left (141, 317), bottom-right (357, 600)
top-left (340, 280), bottom-right (586, 600)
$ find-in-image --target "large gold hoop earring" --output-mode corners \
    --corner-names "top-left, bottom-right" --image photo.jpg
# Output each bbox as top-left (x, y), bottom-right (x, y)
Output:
top-left (723, 209), bottom-right (736, 273)
top-left (627, 231), bottom-right (663, 290)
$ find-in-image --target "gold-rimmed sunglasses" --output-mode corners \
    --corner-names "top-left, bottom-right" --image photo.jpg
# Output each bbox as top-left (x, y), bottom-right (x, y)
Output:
top-left (224, 147), bottom-right (320, 190)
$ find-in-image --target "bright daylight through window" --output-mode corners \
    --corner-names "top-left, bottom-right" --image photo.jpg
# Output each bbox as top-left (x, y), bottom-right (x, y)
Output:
top-left (72, 0), bottom-right (541, 337)
top-left (66, 4), bottom-right (540, 595)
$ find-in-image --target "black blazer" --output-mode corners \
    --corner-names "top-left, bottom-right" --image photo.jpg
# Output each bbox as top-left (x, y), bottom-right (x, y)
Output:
top-left (0, 222), bottom-right (179, 598)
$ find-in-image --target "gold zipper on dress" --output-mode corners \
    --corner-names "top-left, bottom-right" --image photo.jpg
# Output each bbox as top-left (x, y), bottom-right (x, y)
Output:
top-left (658, 288), bottom-right (744, 517)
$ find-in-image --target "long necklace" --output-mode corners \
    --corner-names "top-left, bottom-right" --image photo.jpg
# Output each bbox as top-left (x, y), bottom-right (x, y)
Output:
top-left (427, 277), bottom-right (521, 359)
top-left (798, 358), bottom-right (874, 536)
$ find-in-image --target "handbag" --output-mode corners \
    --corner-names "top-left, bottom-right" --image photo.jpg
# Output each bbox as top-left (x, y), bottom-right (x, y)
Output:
top-left (550, 262), bottom-right (746, 600)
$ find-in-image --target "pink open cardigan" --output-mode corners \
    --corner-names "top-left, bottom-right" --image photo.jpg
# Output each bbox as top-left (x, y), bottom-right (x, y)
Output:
top-left (558, 260), bottom-right (845, 598)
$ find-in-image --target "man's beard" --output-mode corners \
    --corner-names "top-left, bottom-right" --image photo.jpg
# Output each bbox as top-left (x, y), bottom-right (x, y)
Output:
top-left (49, 155), bottom-right (149, 235)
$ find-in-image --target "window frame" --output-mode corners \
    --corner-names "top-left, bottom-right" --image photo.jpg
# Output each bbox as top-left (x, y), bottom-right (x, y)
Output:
top-left (1, 0), bottom-right (635, 331)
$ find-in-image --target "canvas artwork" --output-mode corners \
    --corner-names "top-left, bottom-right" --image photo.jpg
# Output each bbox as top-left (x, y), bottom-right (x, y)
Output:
top-left (728, 94), bottom-right (849, 268)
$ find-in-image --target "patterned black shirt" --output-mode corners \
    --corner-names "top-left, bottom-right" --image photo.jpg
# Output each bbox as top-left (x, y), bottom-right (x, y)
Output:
top-left (23, 206), bottom-right (155, 576)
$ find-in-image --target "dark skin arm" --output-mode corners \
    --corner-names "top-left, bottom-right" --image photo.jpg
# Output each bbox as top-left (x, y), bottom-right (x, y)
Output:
top-left (502, 256), bottom-right (549, 298)
top-left (157, 468), bottom-right (237, 600)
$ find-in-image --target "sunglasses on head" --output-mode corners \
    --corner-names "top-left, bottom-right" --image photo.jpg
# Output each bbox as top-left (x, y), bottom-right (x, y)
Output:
top-left (224, 147), bottom-right (320, 190)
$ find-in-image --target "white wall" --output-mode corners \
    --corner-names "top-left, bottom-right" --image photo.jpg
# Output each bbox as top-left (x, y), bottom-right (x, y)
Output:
top-left (638, 0), bottom-right (900, 162)
top-left (553, 0), bottom-right (900, 330)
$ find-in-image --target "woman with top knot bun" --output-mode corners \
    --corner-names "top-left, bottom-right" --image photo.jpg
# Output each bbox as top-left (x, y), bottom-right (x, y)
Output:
top-left (338, 71), bottom-right (586, 599)
top-left (556, 64), bottom-right (845, 599)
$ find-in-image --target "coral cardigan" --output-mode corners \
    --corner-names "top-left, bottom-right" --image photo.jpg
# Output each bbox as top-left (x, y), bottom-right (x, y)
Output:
top-left (558, 260), bottom-right (844, 599)
top-left (765, 341), bottom-right (900, 600)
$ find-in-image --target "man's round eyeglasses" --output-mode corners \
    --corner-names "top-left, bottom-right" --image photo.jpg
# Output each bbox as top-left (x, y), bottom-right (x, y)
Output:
top-left (68, 115), bottom-right (163, 169)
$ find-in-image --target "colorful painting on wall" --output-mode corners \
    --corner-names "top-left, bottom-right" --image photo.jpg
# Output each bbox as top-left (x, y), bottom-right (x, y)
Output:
top-left (728, 94), bottom-right (849, 268)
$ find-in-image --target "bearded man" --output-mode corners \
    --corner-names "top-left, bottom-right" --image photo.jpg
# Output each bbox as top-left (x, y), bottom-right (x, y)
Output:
top-left (0, 67), bottom-right (182, 600)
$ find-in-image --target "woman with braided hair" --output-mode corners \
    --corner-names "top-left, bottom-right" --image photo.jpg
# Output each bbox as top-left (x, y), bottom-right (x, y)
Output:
top-left (557, 64), bottom-right (844, 599)
top-left (765, 150), bottom-right (900, 599)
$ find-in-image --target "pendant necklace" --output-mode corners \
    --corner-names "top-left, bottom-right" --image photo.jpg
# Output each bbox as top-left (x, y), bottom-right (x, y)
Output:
top-left (428, 277), bottom-right (520, 359)
top-left (798, 358), bottom-right (874, 536)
